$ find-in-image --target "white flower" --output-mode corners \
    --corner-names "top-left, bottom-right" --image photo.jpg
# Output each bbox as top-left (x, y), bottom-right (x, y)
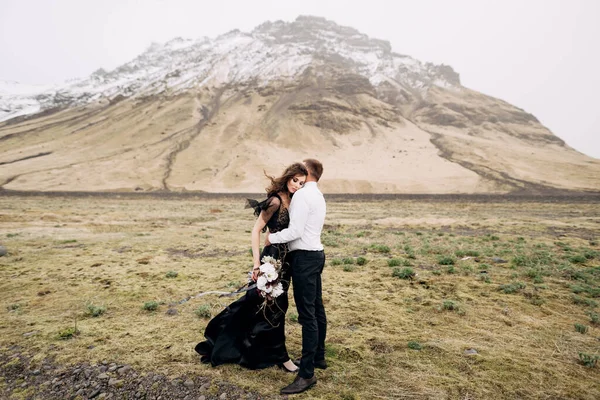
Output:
top-left (255, 256), bottom-right (283, 302)
top-left (259, 262), bottom-right (275, 274)
top-left (271, 282), bottom-right (284, 298)
top-left (257, 276), bottom-right (273, 294)
top-left (264, 270), bottom-right (278, 282)
top-left (261, 255), bottom-right (277, 265)
top-left (259, 262), bottom-right (279, 282)
top-left (256, 275), bottom-right (268, 291)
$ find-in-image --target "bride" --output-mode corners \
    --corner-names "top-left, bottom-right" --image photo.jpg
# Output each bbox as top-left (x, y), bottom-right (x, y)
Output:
top-left (195, 162), bottom-right (308, 373)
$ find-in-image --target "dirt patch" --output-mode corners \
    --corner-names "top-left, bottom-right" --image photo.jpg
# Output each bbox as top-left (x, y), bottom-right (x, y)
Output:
top-left (0, 346), bottom-right (260, 400)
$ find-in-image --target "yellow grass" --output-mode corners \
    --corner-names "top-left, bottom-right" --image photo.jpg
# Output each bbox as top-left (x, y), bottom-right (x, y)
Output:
top-left (0, 194), bottom-right (599, 399)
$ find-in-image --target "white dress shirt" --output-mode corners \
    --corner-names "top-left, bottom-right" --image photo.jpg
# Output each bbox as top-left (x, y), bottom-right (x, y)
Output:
top-left (269, 181), bottom-right (326, 251)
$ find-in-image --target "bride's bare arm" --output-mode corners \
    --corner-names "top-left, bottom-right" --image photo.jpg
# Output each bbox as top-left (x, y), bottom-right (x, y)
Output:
top-left (251, 217), bottom-right (267, 269)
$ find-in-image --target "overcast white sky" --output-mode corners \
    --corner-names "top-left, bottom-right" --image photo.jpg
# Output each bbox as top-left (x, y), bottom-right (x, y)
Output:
top-left (1, 0), bottom-right (598, 158)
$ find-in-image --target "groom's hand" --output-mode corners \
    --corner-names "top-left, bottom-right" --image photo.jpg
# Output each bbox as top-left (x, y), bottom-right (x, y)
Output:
top-left (264, 234), bottom-right (271, 246)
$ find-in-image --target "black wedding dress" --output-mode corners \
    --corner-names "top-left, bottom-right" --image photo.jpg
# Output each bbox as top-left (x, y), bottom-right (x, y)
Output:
top-left (194, 195), bottom-right (292, 369)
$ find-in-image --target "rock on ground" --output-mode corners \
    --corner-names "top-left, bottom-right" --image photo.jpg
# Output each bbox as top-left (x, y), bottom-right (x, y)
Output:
top-left (0, 346), bottom-right (265, 399)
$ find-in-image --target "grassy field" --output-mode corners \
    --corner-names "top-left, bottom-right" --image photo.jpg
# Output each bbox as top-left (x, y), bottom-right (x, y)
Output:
top-left (1, 194), bottom-right (599, 399)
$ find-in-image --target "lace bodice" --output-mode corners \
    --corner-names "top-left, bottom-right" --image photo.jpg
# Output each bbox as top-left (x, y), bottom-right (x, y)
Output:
top-left (246, 194), bottom-right (289, 233)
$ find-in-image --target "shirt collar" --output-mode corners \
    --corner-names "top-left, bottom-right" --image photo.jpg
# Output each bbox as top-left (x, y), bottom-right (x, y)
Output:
top-left (304, 181), bottom-right (318, 188)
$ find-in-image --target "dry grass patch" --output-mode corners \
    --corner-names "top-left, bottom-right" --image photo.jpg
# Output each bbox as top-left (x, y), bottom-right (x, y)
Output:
top-left (0, 195), bottom-right (599, 399)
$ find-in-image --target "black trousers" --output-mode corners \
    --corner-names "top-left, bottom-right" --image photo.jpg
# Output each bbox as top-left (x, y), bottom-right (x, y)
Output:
top-left (289, 249), bottom-right (327, 379)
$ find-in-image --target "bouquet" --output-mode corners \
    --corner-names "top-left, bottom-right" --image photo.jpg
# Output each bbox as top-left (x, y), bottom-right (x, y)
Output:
top-left (252, 255), bottom-right (284, 304)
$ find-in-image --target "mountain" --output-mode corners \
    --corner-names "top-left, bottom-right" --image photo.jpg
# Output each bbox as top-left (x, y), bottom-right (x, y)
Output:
top-left (1, 16), bottom-right (598, 194)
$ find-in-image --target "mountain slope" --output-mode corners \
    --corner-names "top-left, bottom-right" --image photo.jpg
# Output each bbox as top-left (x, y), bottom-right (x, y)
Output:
top-left (1, 16), bottom-right (598, 193)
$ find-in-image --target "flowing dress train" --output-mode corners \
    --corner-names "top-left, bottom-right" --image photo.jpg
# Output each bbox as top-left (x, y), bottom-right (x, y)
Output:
top-left (194, 195), bottom-right (292, 369)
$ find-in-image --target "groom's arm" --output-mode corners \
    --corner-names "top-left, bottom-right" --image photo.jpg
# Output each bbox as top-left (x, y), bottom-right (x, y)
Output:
top-left (268, 192), bottom-right (309, 244)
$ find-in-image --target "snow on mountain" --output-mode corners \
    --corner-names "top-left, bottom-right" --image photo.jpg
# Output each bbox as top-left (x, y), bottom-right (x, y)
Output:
top-left (0, 81), bottom-right (53, 121)
top-left (0, 16), bottom-right (460, 123)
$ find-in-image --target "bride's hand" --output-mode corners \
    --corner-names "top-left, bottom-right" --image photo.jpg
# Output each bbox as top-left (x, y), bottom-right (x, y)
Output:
top-left (252, 265), bottom-right (260, 281)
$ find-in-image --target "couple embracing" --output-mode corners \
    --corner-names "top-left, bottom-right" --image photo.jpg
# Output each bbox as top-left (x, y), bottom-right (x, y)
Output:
top-left (195, 159), bottom-right (327, 395)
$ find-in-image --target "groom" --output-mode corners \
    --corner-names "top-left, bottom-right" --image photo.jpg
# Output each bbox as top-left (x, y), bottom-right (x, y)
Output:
top-left (267, 158), bottom-right (327, 395)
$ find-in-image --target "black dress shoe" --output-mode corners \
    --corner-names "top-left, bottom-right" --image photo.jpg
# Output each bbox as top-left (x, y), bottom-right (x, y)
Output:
top-left (293, 358), bottom-right (328, 369)
top-left (280, 375), bottom-right (317, 394)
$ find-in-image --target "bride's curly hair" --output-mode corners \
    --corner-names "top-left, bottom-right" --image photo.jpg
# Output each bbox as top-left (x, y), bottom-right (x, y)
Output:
top-left (265, 162), bottom-right (308, 197)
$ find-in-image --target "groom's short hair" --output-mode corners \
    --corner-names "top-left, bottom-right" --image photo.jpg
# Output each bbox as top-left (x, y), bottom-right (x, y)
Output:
top-left (303, 158), bottom-right (323, 181)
